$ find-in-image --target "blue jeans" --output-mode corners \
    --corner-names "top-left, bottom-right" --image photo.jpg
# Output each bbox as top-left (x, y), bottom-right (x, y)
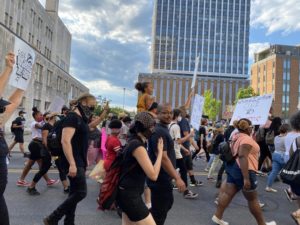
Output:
top-left (267, 152), bottom-right (285, 187)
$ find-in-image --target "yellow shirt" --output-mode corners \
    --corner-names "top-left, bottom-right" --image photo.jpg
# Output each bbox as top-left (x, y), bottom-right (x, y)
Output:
top-left (137, 93), bottom-right (153, 112)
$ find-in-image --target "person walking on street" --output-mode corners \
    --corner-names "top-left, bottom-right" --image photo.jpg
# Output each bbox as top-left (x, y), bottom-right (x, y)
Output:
top-left (44, 93), bottom-right (96, 225)
top-left (212, 118), bottom-right (276, 225)
top-left (8, 110), bottom-right (27, 157)
top-left (147, 104), bottom-right (186, 225)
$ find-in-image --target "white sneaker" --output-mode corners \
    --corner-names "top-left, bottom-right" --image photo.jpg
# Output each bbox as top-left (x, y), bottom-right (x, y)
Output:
top-left (265, 187), bottom-right (278, 193)
top-left (266, 221), bottom-right (277, 225)
top-left (212, 215), bottom-right (229, 225)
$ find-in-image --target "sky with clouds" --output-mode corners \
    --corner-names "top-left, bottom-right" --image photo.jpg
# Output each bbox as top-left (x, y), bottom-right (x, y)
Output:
top-left (39, 0), bottom-right (300, 111)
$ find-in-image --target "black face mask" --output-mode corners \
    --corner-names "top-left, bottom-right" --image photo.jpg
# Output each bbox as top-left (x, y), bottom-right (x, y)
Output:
top-left (0, 106), bottom-right (6, 114)
top-left (77, 103), bottom-right (95, 123)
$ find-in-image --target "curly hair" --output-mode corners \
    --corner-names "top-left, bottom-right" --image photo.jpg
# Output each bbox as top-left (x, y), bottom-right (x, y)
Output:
top-left (290, 111), bottom-right (300, 131)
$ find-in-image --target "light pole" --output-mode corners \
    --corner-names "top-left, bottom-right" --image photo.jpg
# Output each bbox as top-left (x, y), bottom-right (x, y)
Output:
top-left (123, 88), bottom-right (126, 110)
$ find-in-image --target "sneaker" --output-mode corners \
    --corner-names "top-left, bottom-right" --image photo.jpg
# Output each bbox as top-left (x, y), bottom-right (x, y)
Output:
top-left (27, 187), bottom-right (40, 196)
top-left (47, 179), bottom-right (60, 186)
top-left (184, 190), bottom-right (198, 199)
top-left (63, 187), bottom-right (70, 194)
top-left (284, 188), bottom-right (298, 202)
top-left (259, 202), bottom-right (265, 208)
top-left (190, 180), bottom-right (203, 187)
top-left (17, 179), bottom-right (30, 187)
top-left (43, 217), bottom-right (58, 225)
top-left (266, 221), bottom-right (277, 225)
top-left (265, 187), bottom-right (278, 193)
top-left (204, 168), bottom-right (209, 172)
top-left (23, 152), bottom-right (30, 158)
top-left (212, 215), bottom-right (229, 225)
top-left (207, 177), bottom-right (216, 182)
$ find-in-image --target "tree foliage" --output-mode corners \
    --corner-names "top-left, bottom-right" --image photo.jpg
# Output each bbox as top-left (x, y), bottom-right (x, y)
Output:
top-left (203, 90), bottom-right (221, 120)
top-left (235, 86), bottom-right (258, 104)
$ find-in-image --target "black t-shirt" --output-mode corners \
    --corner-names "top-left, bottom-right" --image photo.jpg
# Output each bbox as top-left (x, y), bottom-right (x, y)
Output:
top-left (42, 123), bottom-right (54, 132)
top-left (0, 129), bottom-right (8, 157)
top-left (198, 126), bottom-right (207, 149)
top-left (224, 126), bottom-right (235, 142)
top-left (211, 133), bottom-right (224, 155)
top-left (61, 112), bottom-right (89, 169)
top-left (178, 118), bottom-right (191, 150)
top-left (119, 136), bottom-right (147, 192)
top-left (13, 116), bottom-right (25, 134)
top-left (147, 123), bottom-right (176, 187)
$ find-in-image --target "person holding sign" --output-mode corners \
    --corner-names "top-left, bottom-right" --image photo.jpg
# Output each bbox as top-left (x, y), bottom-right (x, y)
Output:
top-left (135, 82), bottom-right (155, 112)
top-left (0, 52), bottom-right (28, 225)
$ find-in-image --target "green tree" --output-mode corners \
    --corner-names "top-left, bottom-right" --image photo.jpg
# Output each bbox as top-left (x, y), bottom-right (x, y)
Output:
top-left (203, 90), bottom-right (221, 120)
top-left (235, 86), bottom-right (258, 104)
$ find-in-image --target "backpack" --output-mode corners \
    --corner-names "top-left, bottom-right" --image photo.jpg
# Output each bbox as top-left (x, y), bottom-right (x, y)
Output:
top-left (219, 141), bottom-right (237, 164)
top-left (10, 120), bottom-right (16, 134)
top-left (255, 127), bottom-right (265, 142)
top-left (47, 112), bottom-right (80, 156)
top-left (97, 139), bottom-right (140, 210)
top-left (265, 130), bottom-right (275, 145)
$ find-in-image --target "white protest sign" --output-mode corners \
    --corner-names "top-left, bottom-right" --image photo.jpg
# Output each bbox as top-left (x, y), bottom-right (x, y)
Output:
top-left (191, 55), bottom-right (200, 90)
top-left (47, 96), bottom-right (65, 113)
top-left (230, 94), bottom-right (273, 125)
top-left (9, 37), bottom-right (36, 90)
top-left (191, 94), bottom-right (205, 130)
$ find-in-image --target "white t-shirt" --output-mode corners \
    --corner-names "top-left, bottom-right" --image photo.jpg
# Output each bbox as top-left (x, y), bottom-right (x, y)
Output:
top-left (284, 132), bottom-right (300, 157)
top-left (119, 122), bottom-right (129, 147)
top-left (31, 121), bottom-right (43, 139)
top-left (169, 122), bottom-right (182, 159)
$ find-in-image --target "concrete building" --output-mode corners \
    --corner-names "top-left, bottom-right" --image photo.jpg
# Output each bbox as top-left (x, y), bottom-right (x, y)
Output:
top-left (139, 0), bottom-right (251, 118)
top-left (0, 0), bottom-right (88, 127)
top-left (251, 44), bottom-right (300, 119)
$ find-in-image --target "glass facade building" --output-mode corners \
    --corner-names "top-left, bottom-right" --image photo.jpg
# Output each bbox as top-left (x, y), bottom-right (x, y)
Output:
top-left (151, 0), bottom-right (251, 78)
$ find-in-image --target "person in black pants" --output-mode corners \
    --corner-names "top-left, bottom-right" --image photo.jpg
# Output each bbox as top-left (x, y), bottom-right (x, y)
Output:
top-left (0, 52), bottom-right (28, 225)
top-left (44, 93), bottom-right (97, 225)
top-left (147, 104), bottom-right (186, 225)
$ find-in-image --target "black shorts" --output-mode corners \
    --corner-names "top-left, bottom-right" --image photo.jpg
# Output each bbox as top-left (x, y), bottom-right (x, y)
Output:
top-left (28, 141), bottom-right (42, 160)
top-left (116, 188), bottom-right (149, 222)
top-left (183, 155), bottom-right (193, 171)
top-left (14, 131), bottom-right (24, 143)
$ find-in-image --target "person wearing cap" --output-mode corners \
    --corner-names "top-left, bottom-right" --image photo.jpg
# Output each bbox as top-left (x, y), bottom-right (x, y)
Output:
top-left (8, 110), bottom-right (26, 157)
top-left (116, 112), bottom-right (163, 225)
top-left (207, 124), bottom-right (224, 181)
top-left (118, 112), bottom-right (129, 147)
top-left (103, 119), bottom-right (123, 172)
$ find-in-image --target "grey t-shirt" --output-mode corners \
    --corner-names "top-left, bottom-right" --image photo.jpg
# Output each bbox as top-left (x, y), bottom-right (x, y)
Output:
top-left (274, 135), bottom-right (286, 154)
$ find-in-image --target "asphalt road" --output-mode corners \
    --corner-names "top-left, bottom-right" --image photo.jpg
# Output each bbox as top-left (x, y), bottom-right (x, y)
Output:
top-left (5, 150), bottom-right (297, 225)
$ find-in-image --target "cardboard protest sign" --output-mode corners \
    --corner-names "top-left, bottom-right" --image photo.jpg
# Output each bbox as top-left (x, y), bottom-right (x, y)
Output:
top-left (223, 105), bottom-right (235, 120)
top-left (47, 96), bottom-right (65, 113)
top-left (230, 94), bottom-right (273, 125)
top-left (191, 56), bottom-right (200, 90)
top-left (9, 37), bottom-right (36, 90)
top-left (190, 94), bottom-right (205, 130)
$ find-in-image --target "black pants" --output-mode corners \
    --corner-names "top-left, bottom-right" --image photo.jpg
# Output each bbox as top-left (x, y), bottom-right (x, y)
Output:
top-left (48, 167), bottom-right (87, 225)
top-left (0, 156), bottom-right (9, 225)
top-left (258, 141), bottom-right (272, 170)
top-left (176, 158), bottom-right (188, 187)
top-left (55, 157), bottom-right (67, 182)
top-left (33, 151), bottom-right (51, 183)
top-left (217, 162), bottom-right (225, 182)
top-left (150, 184), bottom-right (174, 225)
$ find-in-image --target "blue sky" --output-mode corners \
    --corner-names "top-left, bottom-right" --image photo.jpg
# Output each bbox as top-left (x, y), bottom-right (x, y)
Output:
top-left (39, 0), bottom-right (300, 111)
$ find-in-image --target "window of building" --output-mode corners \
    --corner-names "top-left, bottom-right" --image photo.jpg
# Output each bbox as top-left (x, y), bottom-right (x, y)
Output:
top-left (20, 25), bottom-right (23, 37)
top-left (16, 23), bottom-right (20, 35)
top-left (22, 0), bottom-right (25, 10)
top-left (57, 76), bottom-right (62, 91)
top-left (35, 63), bottom-right (43, 83)
top-left (64, 80), bottom-right (68, 92)
top-left (5, 13), bottom-right (9, 26)
top-left (44, 102), bottom-right (51, 111)
top-left (9, 16), bottom-right (13, 29)
top-left (33, 99), bottom-right (41, 109)
top-left (46, 70), bottom-right (52, 86)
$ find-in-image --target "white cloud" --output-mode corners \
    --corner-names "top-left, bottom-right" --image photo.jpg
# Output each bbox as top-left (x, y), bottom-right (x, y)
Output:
top-left (248, 42), bottom-right (270, 63)
top-left (251, 0), bottom-right (300, 34)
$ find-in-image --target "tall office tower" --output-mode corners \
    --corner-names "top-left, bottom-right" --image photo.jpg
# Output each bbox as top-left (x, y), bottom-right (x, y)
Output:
top-left (151, 0), bottom-right (250, 78)
top-left (139, 0), bottom-right (251, 118)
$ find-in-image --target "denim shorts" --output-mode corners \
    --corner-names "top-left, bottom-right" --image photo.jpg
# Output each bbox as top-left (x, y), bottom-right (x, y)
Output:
top-left (226, 161), bottom-right (258, 191)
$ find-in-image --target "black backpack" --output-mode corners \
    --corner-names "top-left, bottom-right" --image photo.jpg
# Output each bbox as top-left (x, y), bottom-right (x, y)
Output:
top-left (219, 141), bottom-right (237, 164)
top-left (10, 120), bottom-right (17, 134)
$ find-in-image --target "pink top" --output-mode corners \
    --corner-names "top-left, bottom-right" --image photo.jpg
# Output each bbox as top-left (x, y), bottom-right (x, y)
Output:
top-left (232, 133), bottom-right (260, 171)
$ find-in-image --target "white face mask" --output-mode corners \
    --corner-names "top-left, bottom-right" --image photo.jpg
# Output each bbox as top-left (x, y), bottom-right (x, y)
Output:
top-left (177, 116), bottom-right (182, 122)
